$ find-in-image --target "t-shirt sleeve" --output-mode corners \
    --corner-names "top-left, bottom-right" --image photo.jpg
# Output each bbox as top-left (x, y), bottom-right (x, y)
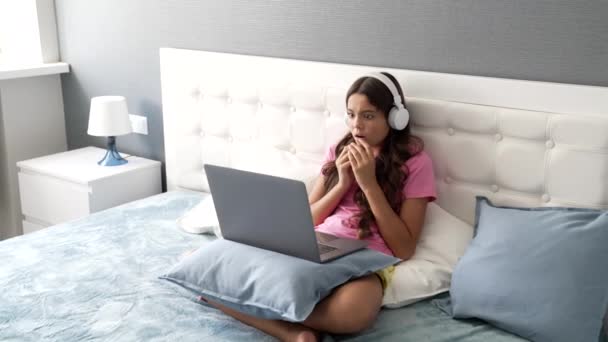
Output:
top-left (402, 152), bottom-right (437, 202)
top-left (324, 144), bottom-right (337, 162)
top-left (320, 144), bottom-right (337, 174)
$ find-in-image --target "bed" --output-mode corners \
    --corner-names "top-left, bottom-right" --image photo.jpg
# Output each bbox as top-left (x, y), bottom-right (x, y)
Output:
top-left (1, 47), bottom-right (607, 341)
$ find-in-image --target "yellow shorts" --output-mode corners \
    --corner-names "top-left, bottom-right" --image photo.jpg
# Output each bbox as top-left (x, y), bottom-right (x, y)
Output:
top-left (375, 266), bottom-right (395, 291)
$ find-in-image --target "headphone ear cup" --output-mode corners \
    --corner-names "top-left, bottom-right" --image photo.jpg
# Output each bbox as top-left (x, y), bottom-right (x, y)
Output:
top-left (388, 106), bottom-right (410, 130)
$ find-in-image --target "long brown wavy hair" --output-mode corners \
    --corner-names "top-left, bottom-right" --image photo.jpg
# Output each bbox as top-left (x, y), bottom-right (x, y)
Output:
top-left (321, 72), bottom-right (423, 239)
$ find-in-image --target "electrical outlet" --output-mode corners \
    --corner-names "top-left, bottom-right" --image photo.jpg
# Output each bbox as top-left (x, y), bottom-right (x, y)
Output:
top-left (129, 114), bottom-right (148, 135)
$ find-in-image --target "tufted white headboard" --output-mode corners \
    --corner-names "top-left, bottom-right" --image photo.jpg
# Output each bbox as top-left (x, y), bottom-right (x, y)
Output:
top-left (159, 48), bottom-right (608, 225)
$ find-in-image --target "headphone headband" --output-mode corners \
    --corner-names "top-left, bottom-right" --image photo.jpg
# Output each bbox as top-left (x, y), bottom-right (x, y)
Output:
top-left (355, 72), bottom-right (409, 130)
top-left (364, 72), bottom-right (405, 109)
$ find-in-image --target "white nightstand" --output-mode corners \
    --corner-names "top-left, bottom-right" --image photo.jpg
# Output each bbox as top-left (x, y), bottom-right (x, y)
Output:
top-left (17, 146), bottom-right (162, 234)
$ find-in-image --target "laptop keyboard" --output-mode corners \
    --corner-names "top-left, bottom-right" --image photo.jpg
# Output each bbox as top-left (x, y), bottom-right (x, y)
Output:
top-left (318, 243), bottom-right (337, 255)
top-left (315, 231), bottom-right (339, 244)
top-left (315, 232), bottom-right (339, 254)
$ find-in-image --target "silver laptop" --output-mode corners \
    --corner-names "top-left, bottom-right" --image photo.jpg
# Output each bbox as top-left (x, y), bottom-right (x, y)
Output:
top-left (204, 164), bottom-right (368, 263)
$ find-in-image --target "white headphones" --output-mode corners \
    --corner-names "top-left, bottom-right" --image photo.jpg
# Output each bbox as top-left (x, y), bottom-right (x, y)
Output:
top-left (345, 72), bottom-right (410, 130)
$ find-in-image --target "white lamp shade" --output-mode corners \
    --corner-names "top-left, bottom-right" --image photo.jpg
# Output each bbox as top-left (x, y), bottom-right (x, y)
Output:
top-left (87, 96), bottom-right (133, 136)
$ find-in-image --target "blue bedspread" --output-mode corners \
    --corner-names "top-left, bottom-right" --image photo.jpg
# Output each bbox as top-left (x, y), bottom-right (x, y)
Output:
top-left (0, 191), bottom-right (526, 341)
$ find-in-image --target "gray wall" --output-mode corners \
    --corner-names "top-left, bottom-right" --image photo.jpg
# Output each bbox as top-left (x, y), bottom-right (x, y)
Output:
top-left (55, 0), bottom-right (608, 188)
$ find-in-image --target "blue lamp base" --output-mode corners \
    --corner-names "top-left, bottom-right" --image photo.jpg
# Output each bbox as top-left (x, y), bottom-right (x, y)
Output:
top-left (98, 136), bottom-right (128, 166)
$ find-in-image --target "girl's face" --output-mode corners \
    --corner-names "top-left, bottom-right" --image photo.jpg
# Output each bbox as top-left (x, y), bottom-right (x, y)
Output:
top-left (346, 93), bottom-right (390, 151)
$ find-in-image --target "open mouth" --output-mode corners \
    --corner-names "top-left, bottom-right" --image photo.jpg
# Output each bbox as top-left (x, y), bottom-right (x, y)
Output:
top-left (354, 134), bottom-right (365, 139)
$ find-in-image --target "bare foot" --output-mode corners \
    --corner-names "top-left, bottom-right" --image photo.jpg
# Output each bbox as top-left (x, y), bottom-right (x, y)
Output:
top-left (200, 296), bottom-right (319, 342)
top-left (291, 330), bottom-right (318, 342)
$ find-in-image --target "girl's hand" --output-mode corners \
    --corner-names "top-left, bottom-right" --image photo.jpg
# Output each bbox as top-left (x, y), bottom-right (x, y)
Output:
top-left (347, 139), bottom-right (377, 192)
top-left (336, 146), bottom-right (354, 190)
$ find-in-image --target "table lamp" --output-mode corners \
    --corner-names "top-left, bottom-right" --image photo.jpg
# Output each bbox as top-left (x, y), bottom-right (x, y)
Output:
top-left (87, 96), bottom-right (133, 166)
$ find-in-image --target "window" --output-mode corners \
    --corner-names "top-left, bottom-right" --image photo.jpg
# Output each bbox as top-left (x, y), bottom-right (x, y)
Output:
top-left (0, 29), bottom-right (5, 64)
top-left (0, 0), bottom-right (59, 66)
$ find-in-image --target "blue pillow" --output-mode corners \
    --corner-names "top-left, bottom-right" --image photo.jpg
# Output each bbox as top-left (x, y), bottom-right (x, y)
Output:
top-left (450, 197), bottom-right (608, 342)
top-left (160, 239), bottom-right (399, 322)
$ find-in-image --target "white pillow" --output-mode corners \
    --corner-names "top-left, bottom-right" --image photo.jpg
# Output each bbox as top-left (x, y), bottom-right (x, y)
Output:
top-left (382, 202), bottom-right (474, 308)
top-left (176, 195), bottom-right (222, 238)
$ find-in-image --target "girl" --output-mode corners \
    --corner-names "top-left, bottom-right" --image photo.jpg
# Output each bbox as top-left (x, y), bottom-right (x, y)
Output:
top-left (203, 72), bottom-right (437, 342)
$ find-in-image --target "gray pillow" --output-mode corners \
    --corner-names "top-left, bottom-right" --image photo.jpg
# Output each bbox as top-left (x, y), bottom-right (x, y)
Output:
top-left (450, 197), bottom-right (608, 342)
top-left (161, 239), bottom-right (398, 322)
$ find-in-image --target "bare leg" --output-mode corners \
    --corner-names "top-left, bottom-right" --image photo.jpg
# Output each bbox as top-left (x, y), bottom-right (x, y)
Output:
top-left (201, 274), bottom-right (382, 340)
top-left (303, 274), bottom-right (383, 334)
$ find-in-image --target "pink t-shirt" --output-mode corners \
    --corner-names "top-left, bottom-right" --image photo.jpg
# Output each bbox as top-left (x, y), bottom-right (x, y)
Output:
top-left (314, 145), bottom-right (437, 256)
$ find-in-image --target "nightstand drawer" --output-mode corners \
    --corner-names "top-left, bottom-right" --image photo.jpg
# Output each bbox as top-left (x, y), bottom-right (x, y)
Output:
top-left (18, 171), bottom-right (91, 224)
